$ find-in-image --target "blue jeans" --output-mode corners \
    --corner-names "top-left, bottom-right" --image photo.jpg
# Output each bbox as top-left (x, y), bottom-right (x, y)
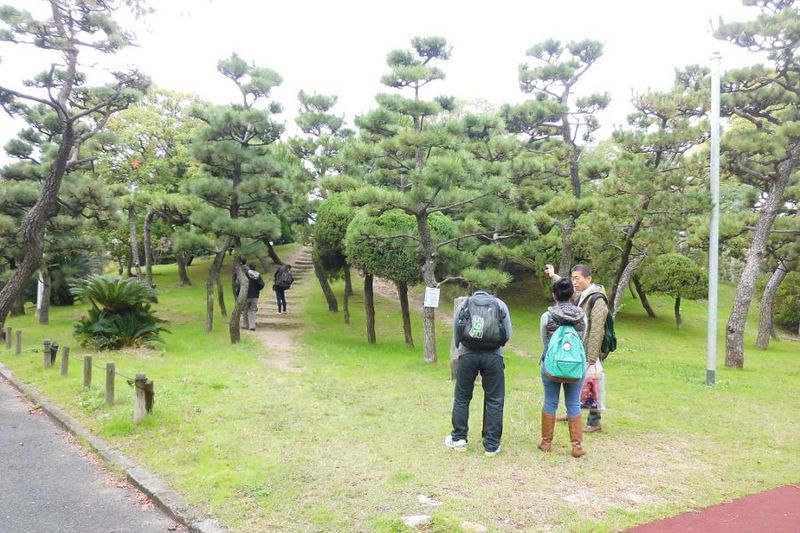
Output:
top-left (451, 352), bottom-right (505, 452)
top-left (541, 369), bottom-right (582, 417)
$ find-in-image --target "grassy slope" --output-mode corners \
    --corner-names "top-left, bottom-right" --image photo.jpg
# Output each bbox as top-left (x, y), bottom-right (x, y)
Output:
top-left (2, 253), bottom-right (798, 532)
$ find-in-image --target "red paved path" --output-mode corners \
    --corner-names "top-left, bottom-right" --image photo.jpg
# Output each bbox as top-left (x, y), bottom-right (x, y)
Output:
top-left (629, 484), bottom-right (800, 532)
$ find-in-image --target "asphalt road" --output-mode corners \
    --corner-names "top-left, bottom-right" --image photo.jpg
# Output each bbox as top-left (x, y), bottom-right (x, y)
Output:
top-left (0, 378), bottom-right (179, 533)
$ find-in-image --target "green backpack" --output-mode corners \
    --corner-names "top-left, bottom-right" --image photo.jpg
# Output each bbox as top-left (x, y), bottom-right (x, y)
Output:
top-left (543, 323), bottom-right (587, 382)
top-left (587, 293), bottom-right (617, 360)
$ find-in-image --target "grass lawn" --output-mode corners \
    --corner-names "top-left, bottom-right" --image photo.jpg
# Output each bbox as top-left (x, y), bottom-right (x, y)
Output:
top-left (2, 249), bottom-right (799, 532)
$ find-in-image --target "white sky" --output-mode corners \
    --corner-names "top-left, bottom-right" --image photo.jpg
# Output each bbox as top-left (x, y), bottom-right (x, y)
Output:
top-left (1, 0), bottom-right (762, 159)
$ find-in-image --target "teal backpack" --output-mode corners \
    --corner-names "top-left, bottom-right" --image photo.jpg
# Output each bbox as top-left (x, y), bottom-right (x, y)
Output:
top-left (543, 323), bottom-right (586, 382)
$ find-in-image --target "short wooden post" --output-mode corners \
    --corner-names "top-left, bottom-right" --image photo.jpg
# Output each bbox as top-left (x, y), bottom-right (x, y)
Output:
top-left (60, 346), bottom-right (69, 377)
top-left (83, 356), bottom-right (92, 388)
top-left (105, 363), bottom-right (115, 405)
top-left (450, 296), bottom-right (467, 381)
top-left (43, 340), bottom-right (51, 369)
top-left (133, 374), bottom-right (147, 423)
top-left (4, 327), bottom-right (11, 348)
top-left (144, 379), bottom-right (154, 414)
top-left (15, 330), bottom-right (22, 355)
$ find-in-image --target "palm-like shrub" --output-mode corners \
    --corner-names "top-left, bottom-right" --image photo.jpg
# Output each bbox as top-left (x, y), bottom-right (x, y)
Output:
top-left (72, 275), bottom-right (168, 349)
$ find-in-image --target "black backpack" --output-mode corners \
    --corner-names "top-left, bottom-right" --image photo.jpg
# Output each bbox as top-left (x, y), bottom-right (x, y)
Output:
top-left (275, 269), bottom-right (294, 289)
top-left (456, 294), bottom-right (508, 351)
top-left (587, 293), bottom-right (617, 360)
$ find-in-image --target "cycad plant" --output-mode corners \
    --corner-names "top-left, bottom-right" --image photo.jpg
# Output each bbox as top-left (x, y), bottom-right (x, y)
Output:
top-left (72, 275), bottom-right (168, 349)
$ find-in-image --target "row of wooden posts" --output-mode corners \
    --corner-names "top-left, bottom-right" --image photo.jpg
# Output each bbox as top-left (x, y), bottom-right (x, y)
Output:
top-left (3, 326), bottom-right (153, 423)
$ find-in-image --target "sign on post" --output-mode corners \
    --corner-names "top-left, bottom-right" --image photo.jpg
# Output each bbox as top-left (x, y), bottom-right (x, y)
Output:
top-left (424, 287), bottom-right (440, 308)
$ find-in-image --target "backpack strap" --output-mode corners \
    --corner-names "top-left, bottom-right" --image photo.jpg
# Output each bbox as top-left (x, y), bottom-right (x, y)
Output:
top-left (587, 292), bottom-right (608, 313)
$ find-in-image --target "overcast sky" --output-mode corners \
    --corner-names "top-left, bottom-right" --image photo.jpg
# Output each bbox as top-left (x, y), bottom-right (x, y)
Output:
top-left (1, 0), bottom-right (763, 158)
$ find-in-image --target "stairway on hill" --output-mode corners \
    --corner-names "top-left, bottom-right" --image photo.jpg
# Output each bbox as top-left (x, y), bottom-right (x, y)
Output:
top-left (255, 246), bottom-right (312, 329)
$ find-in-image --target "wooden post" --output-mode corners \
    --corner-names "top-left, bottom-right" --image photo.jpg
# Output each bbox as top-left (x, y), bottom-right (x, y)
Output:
top-left (133, 374), bottom-right (147, 423)
top-left (83, 356), bottom-right (92, 388)
top-left (144, 379), bottom-right (154, 414)
top-left (105, 363), bottom-right (115, 405)
top-left (60, 346), bottom-right (69, 377)
top-left (4, 327), bottom-right (11, 349)
top-left (15, 330), bottom-right (22, 355)
top-left (43, 340), bottom-right (51, 369)
top-left (450, 296), bottom-right (467, 381)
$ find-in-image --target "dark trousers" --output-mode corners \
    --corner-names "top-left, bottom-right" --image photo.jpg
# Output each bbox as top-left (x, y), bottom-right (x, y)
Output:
top-left (275, 288), bottom-right (286, 312)
top-left (451, 352), bottom-right (505, 452)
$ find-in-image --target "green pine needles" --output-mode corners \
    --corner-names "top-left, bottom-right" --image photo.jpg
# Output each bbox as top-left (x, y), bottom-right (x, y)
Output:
top-left (71, 275), bottom-right (168, 350)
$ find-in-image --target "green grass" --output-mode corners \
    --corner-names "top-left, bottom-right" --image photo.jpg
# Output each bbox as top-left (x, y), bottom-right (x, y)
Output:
top-left (2, 250), bottom-right (799, 532)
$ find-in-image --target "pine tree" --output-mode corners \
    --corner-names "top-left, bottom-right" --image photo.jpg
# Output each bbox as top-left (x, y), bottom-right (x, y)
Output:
top-left (716, 0), bottom-right (800, 368)
top-left (188, 54), bottom-right (289, 343)
top-left (0, 0), bottom-right (149, 331)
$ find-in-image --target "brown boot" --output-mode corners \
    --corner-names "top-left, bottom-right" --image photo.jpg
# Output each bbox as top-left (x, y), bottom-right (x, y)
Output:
top-left (568, 416), bottom-right (586, 458)
top-left (538, 411), bottom-right (556, 452)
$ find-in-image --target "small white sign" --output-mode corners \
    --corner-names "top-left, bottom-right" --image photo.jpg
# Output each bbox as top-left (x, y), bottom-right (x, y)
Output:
top-left (423, 287), bottom-right (440, 308)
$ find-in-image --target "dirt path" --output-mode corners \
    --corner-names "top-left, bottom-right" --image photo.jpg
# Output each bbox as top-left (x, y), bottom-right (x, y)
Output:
top-left (250, 246), bottom-right (313, 373)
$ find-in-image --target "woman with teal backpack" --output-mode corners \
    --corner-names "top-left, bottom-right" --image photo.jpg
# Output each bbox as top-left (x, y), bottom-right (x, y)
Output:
top-left (538, 278), bottom-right (587, 457)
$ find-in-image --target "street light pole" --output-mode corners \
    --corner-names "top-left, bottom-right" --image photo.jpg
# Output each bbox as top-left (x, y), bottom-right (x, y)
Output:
top-left (707, 51), bottom-right (721, 386)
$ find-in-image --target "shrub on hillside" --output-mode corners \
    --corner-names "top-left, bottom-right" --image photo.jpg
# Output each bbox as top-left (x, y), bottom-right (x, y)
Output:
top-left (71, 275), bottom-right (168, 349)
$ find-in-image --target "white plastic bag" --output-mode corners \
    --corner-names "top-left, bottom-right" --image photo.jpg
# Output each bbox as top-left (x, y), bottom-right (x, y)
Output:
top-left (582, 360), bottom-right (606, 411)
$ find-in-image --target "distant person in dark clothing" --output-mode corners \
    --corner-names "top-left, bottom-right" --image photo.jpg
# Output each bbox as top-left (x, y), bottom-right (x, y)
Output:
top-left (235, 263), bottom-right (265, 330)
top-left (273, 264), bottom-right (293, 313)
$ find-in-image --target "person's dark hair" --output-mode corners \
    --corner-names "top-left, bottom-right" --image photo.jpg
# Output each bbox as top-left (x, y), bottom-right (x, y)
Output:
top-left (552, 277), bottom-right (574, 302)
top-left (571, 264), bottom-right (592, 278)
top-left (248, 263), bottom-right (257, 270)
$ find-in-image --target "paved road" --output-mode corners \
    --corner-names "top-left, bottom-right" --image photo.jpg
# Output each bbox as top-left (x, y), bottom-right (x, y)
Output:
top-left (0, 378), bottom-right (179, 533)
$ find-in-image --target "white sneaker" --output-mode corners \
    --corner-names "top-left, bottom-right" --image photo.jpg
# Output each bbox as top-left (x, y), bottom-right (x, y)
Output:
top-left (444, 435), bottom-right (467, 451)
top-left (484, 445), bottom-right (502, 457)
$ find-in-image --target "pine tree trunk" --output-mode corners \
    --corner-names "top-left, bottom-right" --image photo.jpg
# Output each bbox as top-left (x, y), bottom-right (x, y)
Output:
top-left (417, 214), bottom-right (438, 364)
top-left (632, 274), bottom-right (657, 318)
top-left (205, 243), bottom-right (230, 333)
top-left (38, 262), bottom-right (50, 325)
top-left (0, 103), bottom-right (75, 334)
top-left (397, 280), bottom-right (414, 347)
top-left (313, 255), bottom-right (338, 312)
top-left (674, 296), bottom-right (682, 330)
top-left (177, 251), bottom-right (192, 286)
top-left (10, 294), bottom-right (25, 316)
top-left (229, 260), bottom-right (249, 344)
top-left (612, 254), bottom-right (646, 317)
top-left (364, 274), bottom-right (376, 344)
top-left (344, 264), bottom-right (353, 296)
top-left (557, 220), bottom-right (575, 278)
top-left (756, 262), bottom-right (788, 350)
top-left (144, 210), bottom-right (157, 289)
top-left (343, 286), bottom-right (350, 324)
top-left (267, 241), bottom-right (283, 265)
top-left (726, 158), bottom-right (794, 368)
top-left (216, 273), bottom-right (228, 318)
top-left (128, 204), bottom-right (142, 279)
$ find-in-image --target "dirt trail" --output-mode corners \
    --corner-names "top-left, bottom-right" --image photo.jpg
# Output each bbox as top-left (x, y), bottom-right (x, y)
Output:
top-left (249, 246), bottom-right (313, 373)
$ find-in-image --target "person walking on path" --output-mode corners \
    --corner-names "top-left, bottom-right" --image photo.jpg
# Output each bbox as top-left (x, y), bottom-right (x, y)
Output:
top-left (538, 277), bottom-right (588, 457)
top-left (273, 264), bottom-right (293, 313)
top-left (237, 263), bottom-right (265, 331)
top-left (445, 290), bottom-right (512, 456)
top-left (545, 263), bottom-right (610, 433)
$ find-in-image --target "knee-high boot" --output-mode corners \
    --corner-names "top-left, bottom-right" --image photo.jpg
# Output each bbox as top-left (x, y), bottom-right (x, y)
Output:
top-left (538, 411), bottom-right (556, 452)
top-left (568, 415), bottom-right (586, 458)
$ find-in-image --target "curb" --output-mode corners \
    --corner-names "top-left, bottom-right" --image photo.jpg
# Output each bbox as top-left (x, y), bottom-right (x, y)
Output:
top-left (0, 361), bottom-right (226, 533)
